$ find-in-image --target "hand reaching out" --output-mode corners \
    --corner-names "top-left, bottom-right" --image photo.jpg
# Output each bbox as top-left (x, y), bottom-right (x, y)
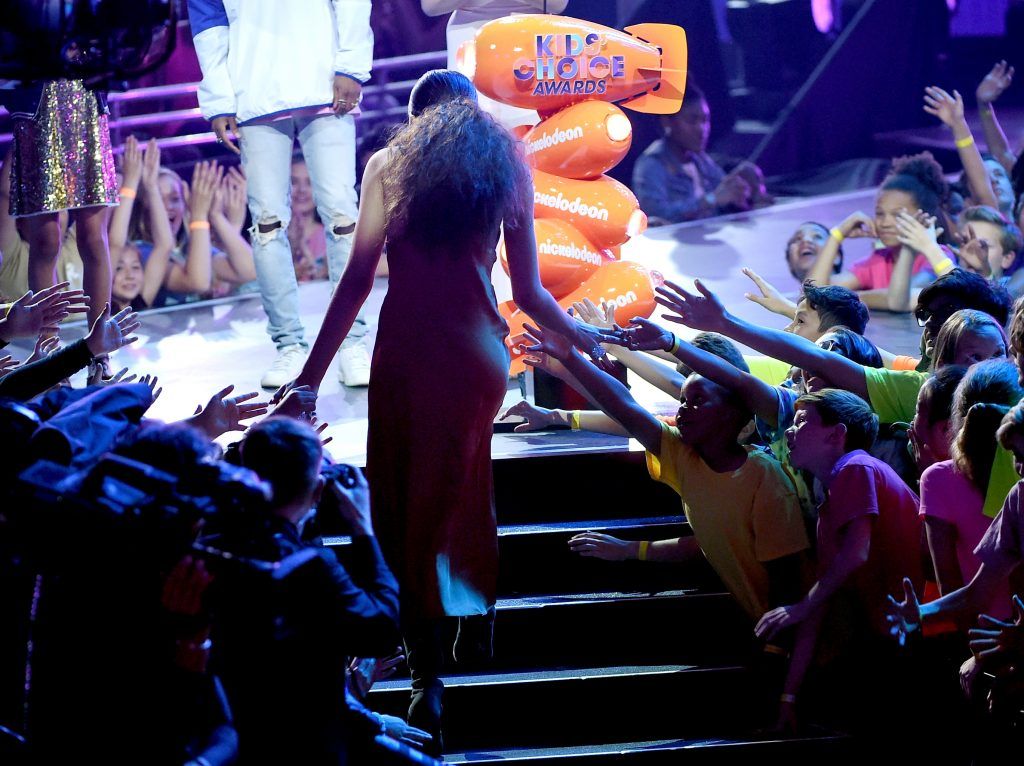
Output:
top-left (742, 268), bottom-right (798, 318)
top-left (0, 355), bottom-right (17, 380)
top-left (0, 282), bottom-right (90, 342)
top-left (270, 384), bottom-right (318, 419)
top-left (923, 86), bottom-right (966, 130)
top-left (499, 399), bottom-right (566, 432)
top-left (572, 298), bottom-right (616, 330)
top-left (613, 316), bottom-right (676, 353)
top-left (568, 532), bottom-right (636, 561)
top-left (191, 385), bottom-right (269, 438)
top-left (654, 279), bottom-right (730, 333)
top-left (521, 349), bottom-right (573, 382)
top-left (140, 138), bottom-right (161, 190)
top-left (976, 61), bottom-right (1014, 105)
top-left (24, 334), bottom-right (60, 366)
top-left (521, 322), bottom-right (574, 362)
top-left (84, 304), bottom-right (140, 358)
top-left (885, 577), bottom-right (922, 646)
top-left (969, 594), bottom-right (1024, 666)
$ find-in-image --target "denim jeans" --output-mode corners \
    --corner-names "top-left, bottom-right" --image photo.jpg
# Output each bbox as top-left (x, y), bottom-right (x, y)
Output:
top-left (240, 112), bottom-right (365, 350)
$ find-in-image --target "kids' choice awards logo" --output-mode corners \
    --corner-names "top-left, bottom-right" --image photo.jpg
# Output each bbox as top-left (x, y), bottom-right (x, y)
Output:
top-left (513, 33), bottom-right (626, 97)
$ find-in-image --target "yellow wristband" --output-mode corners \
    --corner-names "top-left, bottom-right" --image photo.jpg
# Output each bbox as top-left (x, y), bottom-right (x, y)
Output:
top-left (637, 540), bottom-right (650, 561)
top-left (118, 186), bottom-right (137, 200)
top-left (780, 693), bottom-right (797, 704)
top-left (933, 256), bottom-right (955, 276)
top-left (829, 227), bottom-right (845, 243)
top-left (569, 410), bottom-right (581, 431)
top-left (188, 220), bottom-right (211, 231)
top-left (955, 134), bottom-right (975, 149)
top-left (667, 336), bottom-right (680, 355)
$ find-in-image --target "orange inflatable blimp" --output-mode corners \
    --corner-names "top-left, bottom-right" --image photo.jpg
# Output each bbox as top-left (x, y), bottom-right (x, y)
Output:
top-left (523, 100), bottom-right (632, 179)
top-left (499, 218), bottom-right (605, 299)
top-left (533, 169), bottom-right (646, 250)
top-left (466, 15), bottom-right (686, 114)
top-left (500, 260), bottom-right (660, 374)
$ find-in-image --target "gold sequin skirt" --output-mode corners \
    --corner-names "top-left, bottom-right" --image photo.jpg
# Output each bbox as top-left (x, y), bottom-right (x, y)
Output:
top-left (9, 79), bottom-right (118, 218)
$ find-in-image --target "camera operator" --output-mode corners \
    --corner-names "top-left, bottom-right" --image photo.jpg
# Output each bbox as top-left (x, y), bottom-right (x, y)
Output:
top-left (204, 416), bottom-right (401, 765)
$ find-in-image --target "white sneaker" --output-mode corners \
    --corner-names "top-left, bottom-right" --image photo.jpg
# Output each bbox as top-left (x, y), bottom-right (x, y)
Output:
top-left (337, 342), bottom-right (371, 387)
top-left (261, 344), bottom-right (307, 390)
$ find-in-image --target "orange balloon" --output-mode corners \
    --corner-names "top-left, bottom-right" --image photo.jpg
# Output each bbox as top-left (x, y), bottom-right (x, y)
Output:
top-left (500, 219), bottom-right (605, 298)
top-left (533, 169), bottom-right (646, 250)
top-left (523, 101), bottom-right (632, 179)
top-left (502, 260), bottom-right (657, 375)
top-left (469, 15), bottom-right (687, 114)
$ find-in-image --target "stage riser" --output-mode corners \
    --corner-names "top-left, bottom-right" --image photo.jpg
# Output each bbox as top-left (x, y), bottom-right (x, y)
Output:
top-left (370, 666), bottom-right (758, 752)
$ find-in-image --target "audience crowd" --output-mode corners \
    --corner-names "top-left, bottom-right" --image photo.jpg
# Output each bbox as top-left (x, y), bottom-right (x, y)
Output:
top-left (1, 49), bottom-right (1024, 766)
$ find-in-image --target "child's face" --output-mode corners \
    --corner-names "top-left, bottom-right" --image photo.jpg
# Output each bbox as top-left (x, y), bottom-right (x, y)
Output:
top-left (159, 175), bottom-right (186, 234)
top-left (675, 375), bottom-right (736, 446)
top-left (785, 404), bottom-right (833, 470)
top-left (985, 159), bottom-right (1015, 212)
top-left (290, 161), bottom-right (315, 215)
top-left (956, 220), bottom-right (1012, 278)
top-left (112, 248), bottom-right (143, 302)
top-left (784, 297), bottom-right (823, 341)
top-left (952, 324), bottom-right (1006, 367)
top-left (785, 224), bottom-right (829, 281)
top-left (908, 384), bottom-right (948, 472)
top-left (875, 190), bottom-right (919, 248)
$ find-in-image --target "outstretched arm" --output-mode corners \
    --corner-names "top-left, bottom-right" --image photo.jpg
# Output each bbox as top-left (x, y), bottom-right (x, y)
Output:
top-left (523, 324), bottom-right (663, 453)
top-left (925, 86), bottom-right (999, 210)
top-left (296, 150), bottom-right (387, 389)
top-left (975, 61), bottom-right (1018, 174)
top-left (654, 279), bottom-right (869, 399)
top-left (615, 317), bottom-right (780, 427)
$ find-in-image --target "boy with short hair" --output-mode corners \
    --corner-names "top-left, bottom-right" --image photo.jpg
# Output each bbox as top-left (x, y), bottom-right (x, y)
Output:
top-left (756, 389), bottom-right (923, 730)
top-left (524, 324), bottom-right (810, 623)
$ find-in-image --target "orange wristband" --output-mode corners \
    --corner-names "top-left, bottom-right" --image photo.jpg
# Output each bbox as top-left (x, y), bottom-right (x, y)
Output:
top-left (118, 186), bottom-right (137, 199)
top-left (188, 220), bottom-right (211, 231)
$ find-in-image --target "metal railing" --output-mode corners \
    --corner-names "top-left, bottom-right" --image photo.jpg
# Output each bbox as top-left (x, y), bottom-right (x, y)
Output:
top-left (0, 49), bottom-right (447, 151)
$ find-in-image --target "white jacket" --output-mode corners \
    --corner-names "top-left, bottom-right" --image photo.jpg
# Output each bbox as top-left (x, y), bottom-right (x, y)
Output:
top-left (188, 0), bottom-right (373, 124)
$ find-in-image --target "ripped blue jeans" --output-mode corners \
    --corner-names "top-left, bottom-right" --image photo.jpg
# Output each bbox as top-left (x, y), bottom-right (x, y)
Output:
top-left (240, 112), bottom-right (365, 350)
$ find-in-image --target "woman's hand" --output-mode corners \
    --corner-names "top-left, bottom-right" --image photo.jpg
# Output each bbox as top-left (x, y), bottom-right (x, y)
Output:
top-left (120, 135), bottom-right (144, 190)
top-left (499, 399), bottom-right (566, 432)
top-left (923, 86), bottom-right (966, 130)
top-left (976, 60), bottom-right (1014, 105)
top-left (895, 210), bottom-right (942, 254)
top-left (188, 160), bottom-right (224, 222)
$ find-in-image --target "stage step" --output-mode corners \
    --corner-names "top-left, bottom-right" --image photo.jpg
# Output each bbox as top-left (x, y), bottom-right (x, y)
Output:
top-left (368, 664), bottom-right (758, 753)
top-left (444, 732), bottom-right (854, 765)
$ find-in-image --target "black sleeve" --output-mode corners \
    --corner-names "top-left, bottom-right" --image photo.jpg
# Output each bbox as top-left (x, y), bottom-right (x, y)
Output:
top-left (0, 337), bottom-right (92, 400)
top-left (321, 536), bottom-right (401, 656)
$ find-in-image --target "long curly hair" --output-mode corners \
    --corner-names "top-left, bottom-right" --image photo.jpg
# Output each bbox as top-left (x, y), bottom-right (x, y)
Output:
top-left (382, 97), bottom-right (531, 251)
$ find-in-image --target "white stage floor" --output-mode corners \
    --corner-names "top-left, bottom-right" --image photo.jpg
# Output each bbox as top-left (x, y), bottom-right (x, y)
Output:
top-left (12, 187), bottom-right (924, 466)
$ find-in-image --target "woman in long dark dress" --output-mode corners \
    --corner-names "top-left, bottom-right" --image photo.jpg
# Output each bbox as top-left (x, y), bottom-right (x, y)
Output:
top-left (292, 71), bottom-right (609, 751)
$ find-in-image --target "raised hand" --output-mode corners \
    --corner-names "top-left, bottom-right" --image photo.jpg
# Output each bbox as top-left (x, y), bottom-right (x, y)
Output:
top-left (85, 304), bottom-right (140, 358)
top-left (120, 135), bottom-right (144, 190)
top-left (615, 316), bottom-right (676, 352)
top-left (221, 166), bottom-right (248, 230)
top-left (742, 267), bottom-right (797, 318)
top-left (837, 211), bottom-right (876, 240)
top-left (192, 385), bottom-right (269, 438)
top-left (655, 279), bottom-right (729, 332)
top-left (0, 355), bottom-right (17, 380)
top-left (977, 61), bottom-right (1014, 105)
top-left (24, 334), bottom-right (60, 365)
top-left (568, 532), bottom-right (635, 561)
top-left (923, 86), bottom-right (965, 129)
top-left (270, 384), bottom-right (318, 419)
top-left (309, 414), bottom-right (333, 446)
top-left (100, 367), bottom-right (137, 386)
top-left (969, 594), bottom-right (1024, 665)
top-left (521, 322), bottom-right (574, 362)
top-left (499, 399), bottom-right (566, 432)
top-left (956, 224), bottom-right (993, 276)
top-left (0, 282), bottom-right (90, 342)
top-left (188, 160), bottom-right (224, 222)
top-left (885, 577), bottom-right (922, 646)
top-left (140, 138), bottom-right (161, 190)
top-left (137, 374), bottom-right (163, 404)
top-left (572, 297), bottom-right (616, 330)
top-left (895, 210), bottom-right (942, 254)
top-left (755, 602), bottom-right (810, 640)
